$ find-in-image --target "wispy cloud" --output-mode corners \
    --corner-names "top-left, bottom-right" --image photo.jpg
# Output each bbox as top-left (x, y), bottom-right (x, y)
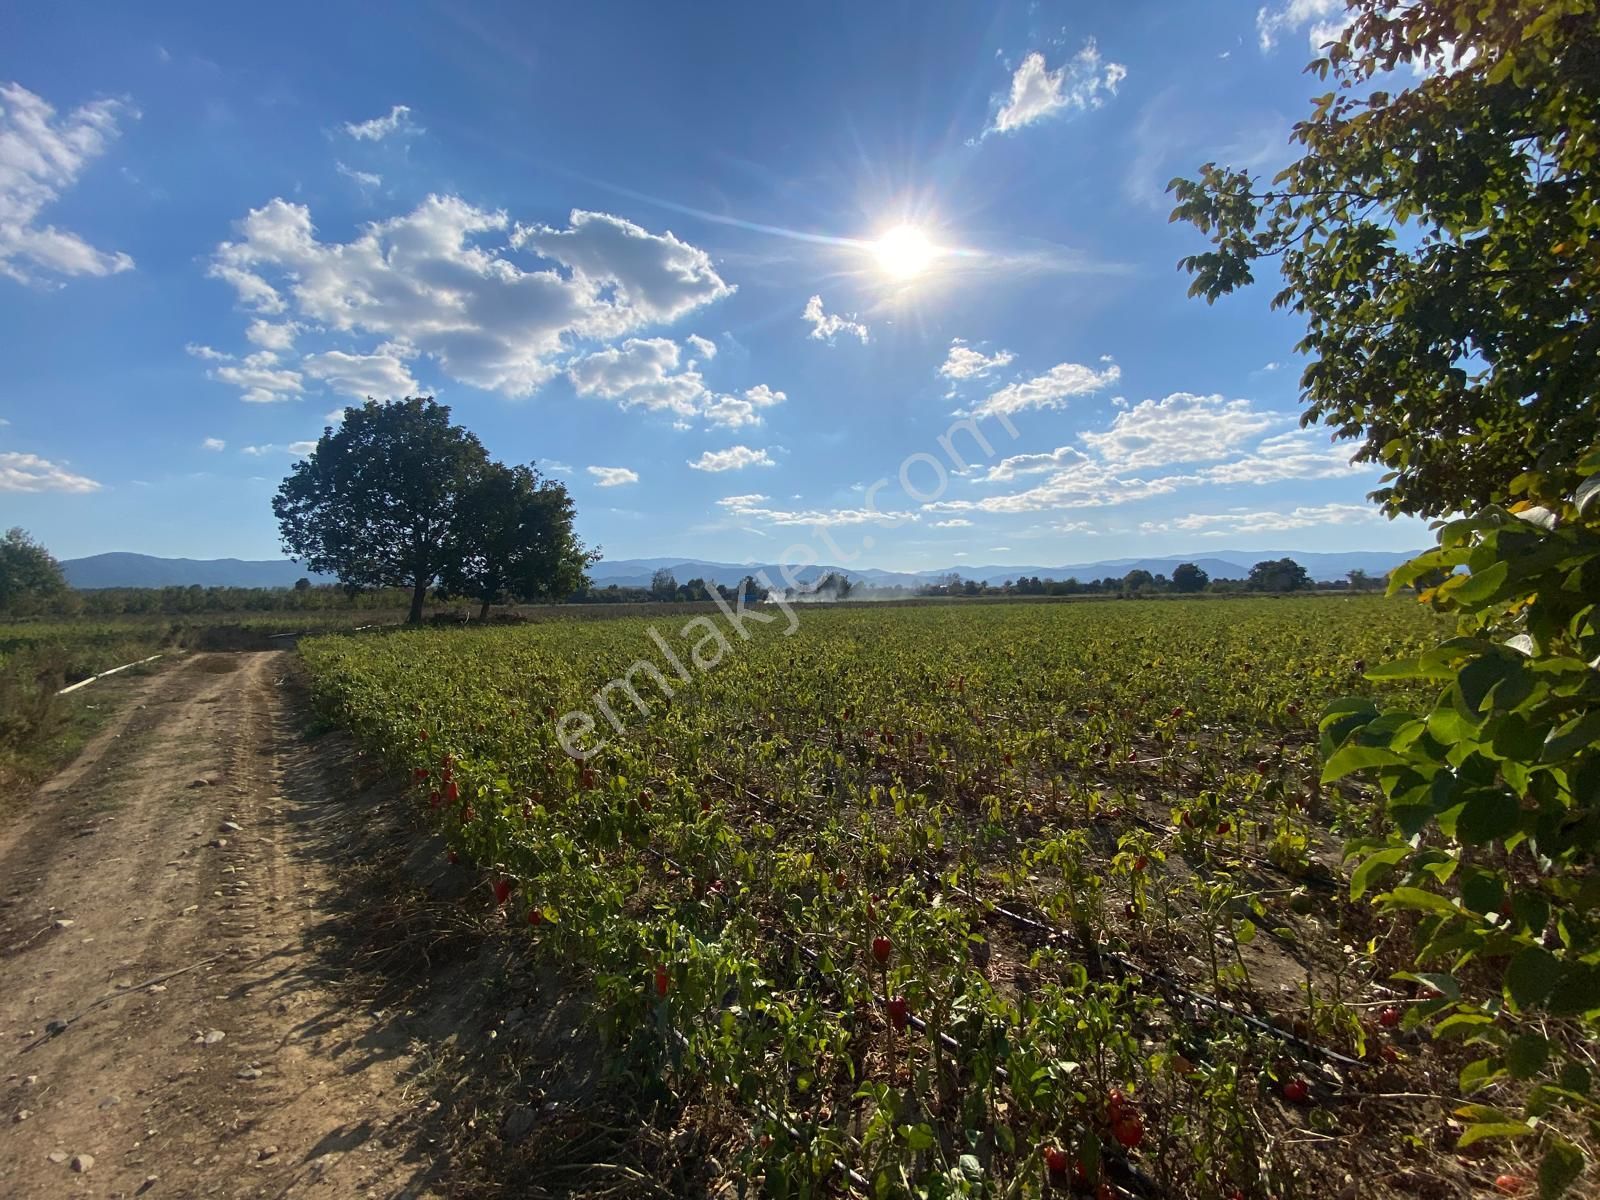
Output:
top-left (343, 104), bottom-right (416, 141)
top-left (990, 42), bottom-right (1127, 135)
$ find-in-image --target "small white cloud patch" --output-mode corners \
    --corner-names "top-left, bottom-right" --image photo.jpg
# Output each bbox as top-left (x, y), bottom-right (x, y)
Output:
top-left (939, 339), bottom-right (1014, 382)
top-left (991, 42), bottom-right (1127, 134)
top-left (802, 295), bottom-right (869, 344)
top-left (587, 465), bottom-right (639, 487)
top-left (973, 359), bottom-right (1121, 419)
top-left (0, 451), bottom-right (102, 493)
top-left (343, 104), bottom-right (416, 141)
top-left (688, 445), bottom-right (774, 473)
top-left (201, 437), bottom-right (226, 451)
top-left (302, 342), bottom-right (419, 400)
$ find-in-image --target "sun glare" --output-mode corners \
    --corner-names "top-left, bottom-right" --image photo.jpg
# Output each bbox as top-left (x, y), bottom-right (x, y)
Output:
top-left (873, 225), bottom-right (939, 280)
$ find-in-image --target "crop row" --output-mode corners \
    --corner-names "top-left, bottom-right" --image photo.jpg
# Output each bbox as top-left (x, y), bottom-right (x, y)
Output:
top-left (301, 597), bottom-right (1481, 1199)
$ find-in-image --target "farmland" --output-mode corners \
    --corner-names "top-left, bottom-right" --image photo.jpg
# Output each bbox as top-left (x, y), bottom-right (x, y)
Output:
top-left (290, 592), bottom-right (1579, 1198)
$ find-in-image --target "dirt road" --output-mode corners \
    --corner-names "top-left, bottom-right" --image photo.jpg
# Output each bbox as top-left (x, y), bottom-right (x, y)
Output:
top-left (0, 652), bottom-right (454, 1199)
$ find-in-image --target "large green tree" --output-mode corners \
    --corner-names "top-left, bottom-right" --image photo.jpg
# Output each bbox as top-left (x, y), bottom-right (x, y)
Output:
top-left (441, 463), bottom-right (595, 619)
top-left (1171, 0), bottom-right (1597, 517)
top-left (0, 528), bottom-right (68, 614)
top-left (1246, 557), bottom-right (1311, 592)
top-left (1171, 561), bottom-right (1209, 593)
top-left (274, 399), bottom-right (489, 624)
top-left (1173, 3), bottom-right (1599, 1185)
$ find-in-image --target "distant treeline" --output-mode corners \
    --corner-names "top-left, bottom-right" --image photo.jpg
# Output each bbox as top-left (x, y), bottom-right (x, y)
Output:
top-left (42, 583), bottom-right (415, 617)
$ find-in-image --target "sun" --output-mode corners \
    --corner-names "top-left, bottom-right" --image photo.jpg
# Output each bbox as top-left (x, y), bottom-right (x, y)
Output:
top-left (872, 225), bottom-right (939, 280)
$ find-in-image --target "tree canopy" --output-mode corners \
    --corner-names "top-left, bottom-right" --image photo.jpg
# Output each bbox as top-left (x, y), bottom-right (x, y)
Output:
top-left (0, 528), bottom-right (68, 614)
top-left (1246, 557), bottom-right (1311, 592)
top-left (1170, 0), bottom-right (1598, 518)
top-left (441, 463), bottom-right (594, 618)
top-left (1173, 2), bottom-right (1599, 1183)
top-left (1171, 562), bottom-right (1209, 593)
top-left (274, 399), bottom-right (490, 623)
top-left (274, 399), bottom-right (590, 623)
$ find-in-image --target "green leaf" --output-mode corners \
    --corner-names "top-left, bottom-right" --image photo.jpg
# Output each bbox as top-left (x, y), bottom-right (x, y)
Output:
top-left (958, 1154), bottom-right (984, 1183)
top-left (1379, 886), bottom-right (1460, 918)
top-left (1322, 744), bottom-right (1407, 783)
top-left (1543, 711), bottom-right (1600, 763)
top-left (1456, 1120), bottom-right (1533, 1148)
top-left (1539, 1137), bottom-right (1584, 1198)
top-left (898, 1123), bottom-right (937, 1151)
top-left (1455, 559), bottom-right (1511, 604)
top-left (1457, 787), bottom-right (1521, 846)
top-left (1506, 1032), bottom-right (1549, 1079)
top-left (1548, 962), bottom-right (1600, 1018)
top-left (1506, 945), bottom-right (1561, 1011)
top-left (1350, 846), bottom-right (1410, 900)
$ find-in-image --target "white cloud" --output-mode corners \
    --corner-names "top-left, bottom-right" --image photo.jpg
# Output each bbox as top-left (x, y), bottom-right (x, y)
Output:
top-left (973, 359), bottom-right (1120, 418)
top-left (587, 465), bottom-right (639, 487)
top-left (717, 493), bottom-right (916, 527)
top-left (991, 43), bottom-right (1127, 134)
top-left (982, 445), bottom-right (1093, 482)
top-left (0, 83), bottom-right (134, 283)
top-left (1142, 503), bottom-right (1379, 535)
top-left (1198, 429), bottom-right (1365, 484)
top-left (688, 445), bottom-right (774, 473)
top-left (939, 339), bottom-right (1014, 382)
top-left (344, 104), bottom-right (415, 141)
top-left (201, 437), bottom-right (226, 451)
top-left (686, 334), bottom-right (717, 361)
top-left (568, 337), bottom-right (701, 413)
top-left (209, 198), bottom-right (734, 398)
top-left (1081, 393), bottom-right (1279, 469)
top-left (929, 463), bottom-right (1183, 516)
top-left (301, 342), bottom-right (419, 399)
top-left (336, 161), bottom-right (382, 189)
top-left (802, 294), bottom-right (869, 344)
top-left (1255, 1), bottom-right (1470, 72)
top-left (703, 384), bottom-right (785, 430)
top-left (245, 320), bottom-right (298, 352)
top-left (542, 460), bottom-right (572, 473)
top-left (566, 336), bottom-right (783, 428)
top-left (212, 349), bottom-right (303, 404)
top-left (1255, 0), bottom-right (1344, 52)
top-left (0, 450), bottom-right (101, 492)
top-left (932, 518), bottom-right (973, 528)
top-left (185, 342), bottom-right (232, 361)
top-left (240, 439), bottom-right (319, 457)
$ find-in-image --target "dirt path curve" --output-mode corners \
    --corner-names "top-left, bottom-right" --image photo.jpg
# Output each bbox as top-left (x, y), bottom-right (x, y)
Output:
top-left (0, 652), bottom-right (441, 1200)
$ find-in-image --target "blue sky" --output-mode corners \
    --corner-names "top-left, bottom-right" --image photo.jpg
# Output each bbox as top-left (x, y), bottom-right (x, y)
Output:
top-left (1, 0), bottom-right (1430, 570)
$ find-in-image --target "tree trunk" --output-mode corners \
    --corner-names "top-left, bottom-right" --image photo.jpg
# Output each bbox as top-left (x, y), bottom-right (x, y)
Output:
top-left (408, 579), bottom-right (427, 624)
top-left (478, 598), bottom-right (492, 621)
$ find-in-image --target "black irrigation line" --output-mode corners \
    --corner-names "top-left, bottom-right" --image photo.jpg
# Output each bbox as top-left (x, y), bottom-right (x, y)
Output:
top-left (940, 882), bottom-right (1368, 1074)
top-left (692, 764), bottom-right (1370, 1077)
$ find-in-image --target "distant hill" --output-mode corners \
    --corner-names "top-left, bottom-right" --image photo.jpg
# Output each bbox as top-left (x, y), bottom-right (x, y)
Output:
top-left (62, 553), bottom-right (333, 590)
top-left (61, 549), bottom-right (1421, 591)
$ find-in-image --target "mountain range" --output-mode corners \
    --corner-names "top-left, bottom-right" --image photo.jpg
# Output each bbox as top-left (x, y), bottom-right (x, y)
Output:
top-left (60, 550), bottom-right (1420, 591)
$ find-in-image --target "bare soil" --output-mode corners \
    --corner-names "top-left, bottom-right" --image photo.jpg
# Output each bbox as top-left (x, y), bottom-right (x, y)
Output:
top-left (0, 652), bottom-right (641, 1200)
